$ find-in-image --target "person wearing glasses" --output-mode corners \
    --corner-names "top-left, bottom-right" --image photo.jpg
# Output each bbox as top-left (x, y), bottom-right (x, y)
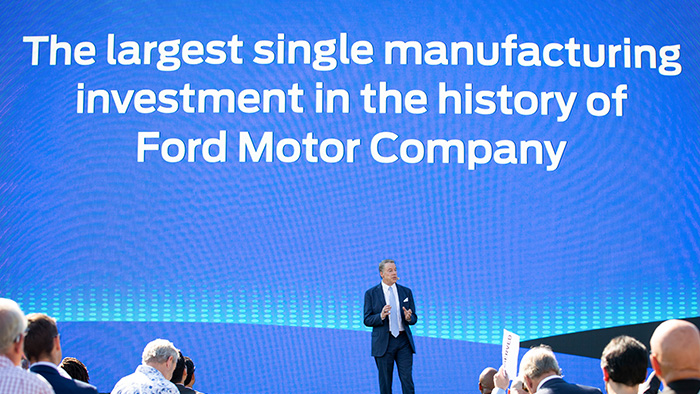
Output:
top-left (0, 298), bottom-right (54, 394)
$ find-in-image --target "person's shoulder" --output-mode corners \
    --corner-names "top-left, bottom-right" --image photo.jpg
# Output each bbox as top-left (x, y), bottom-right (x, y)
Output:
top-left (558, 379), bottom-right (602, 394)
top-left (112, 370), bottom-right (143, 391)
top-left (42, 370), bottom-right (99, 394)
top-left (541, 377), bottom-right (601, 394)
top-left (33, 372), bottom-right (55, 394)
top-left (27, 365), bottom-right (63, 387)
top-left (0, 367), bottom-right (52, 393)
top-left (365, 283), bottom-right (382, 293)
top-left (20, 369), bottom-right (54, 394)
top-left (574, 383), bottom-right (603, 394)
top-left (177, 385), bottom-right (199, 394)
top-left (165, 380), bottom-right (180, 392)
top-left (73, 377), bottom-right (99, 393)
top-left (29, 363), bottom-right (58, 376)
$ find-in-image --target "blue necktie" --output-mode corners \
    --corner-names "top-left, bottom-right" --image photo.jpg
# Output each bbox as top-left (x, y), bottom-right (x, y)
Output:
top-left (389, 286), bottom-right (399, 337)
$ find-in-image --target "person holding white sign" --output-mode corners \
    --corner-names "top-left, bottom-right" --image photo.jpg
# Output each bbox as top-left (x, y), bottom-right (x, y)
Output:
top-left (494, 345), bottom-right (602, 394)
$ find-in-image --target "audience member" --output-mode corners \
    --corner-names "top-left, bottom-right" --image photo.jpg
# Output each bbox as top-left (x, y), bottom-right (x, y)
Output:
top-left (25, 313), bottom-right (98, 394)
top-left (60, 356), bottom-right (91, 383)
top-left (649, 320), bottom-right (700, 394)
top-left (600, 335), bottom-right (648, 394)
top-left (510, 377), bottom-right (528, 394)
top-left (0, 298), bottom-right (53, 394)
top-left (480, 367), bottom-right (498, 394)
top-left (170, 351), bottom-right (196, 393)
top-left (638, 371), bottom-right (661, 394)
top-left (111, 338), bottom-right (180, 394)
top-left (183, 357), bottom-right (195, 387)
top-left (493, 366), bottom-right (511, 394)
top-left (600, 335), bottom-right (649, 394)
top-left (495, 345), bottom-right (602, 394)
top-left (183, 356), bottom-right (204, 393)
top-left (13, 300), bottom-right (698, 394)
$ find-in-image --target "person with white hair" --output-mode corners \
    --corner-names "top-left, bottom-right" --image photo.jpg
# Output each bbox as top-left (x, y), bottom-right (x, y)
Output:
top-left (111, 338), bottom-right (181, 394)
top-left (494, 345), bottom-right (602, 394)
top-left (0, 298), bottom-right (54, 394)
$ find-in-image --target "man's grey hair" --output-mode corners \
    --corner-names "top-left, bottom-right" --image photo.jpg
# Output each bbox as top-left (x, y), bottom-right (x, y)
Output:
top-left (379, 259), bottom-right (395, 273)
top-left (0, 298), bottom-right (27, 354)
top-left (141, 338), bottom-right (179, 365)
top-left (519, 345), bottom-right (561, 379)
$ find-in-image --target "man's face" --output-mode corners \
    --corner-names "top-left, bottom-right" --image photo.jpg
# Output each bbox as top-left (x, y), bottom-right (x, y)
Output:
top-left (380, 263), bottom-right (398, 286)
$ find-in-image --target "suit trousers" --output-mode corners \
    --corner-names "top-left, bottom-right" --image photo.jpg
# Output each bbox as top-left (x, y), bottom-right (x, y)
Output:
top-left (374, 331), bottom-right (414, 394)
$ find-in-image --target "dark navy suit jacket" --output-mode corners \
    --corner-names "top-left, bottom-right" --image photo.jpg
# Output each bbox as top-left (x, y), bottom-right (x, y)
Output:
top-left (363, 282), bottom-right (417, 357)
top-left (30, 364), bottom-right (98, 394)
top-left (537, 377), bottom-right (602, 394)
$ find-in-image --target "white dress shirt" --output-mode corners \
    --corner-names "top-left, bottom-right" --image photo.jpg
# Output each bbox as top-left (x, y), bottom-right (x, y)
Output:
top-left (381, 281), bottom-right (404, 332)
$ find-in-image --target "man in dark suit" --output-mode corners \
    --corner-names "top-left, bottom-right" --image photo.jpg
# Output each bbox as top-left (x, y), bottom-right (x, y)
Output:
top-left (364, 259), bottom-right (417, 394)
top-left (650, 320), bottom-right (700, 394)
top-left (495, 345), bottom-right (602, 394)
top-left (171, 351), bottom-right (202, 394)
top-left (25, 313), bottom-right (98, 394)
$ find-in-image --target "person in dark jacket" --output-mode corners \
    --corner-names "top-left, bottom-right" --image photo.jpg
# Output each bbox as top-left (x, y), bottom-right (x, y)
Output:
top-left (650, 320), bottom-right (700, 394)
top-left (25, 313), bottom-right (98, 394)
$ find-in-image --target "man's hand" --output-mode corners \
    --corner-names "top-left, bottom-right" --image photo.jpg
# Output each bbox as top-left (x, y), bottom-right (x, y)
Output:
top-left (402, 307), bottom-right (413, 321)
top-left (494, 366), bottom-right (510, 390)
top-left (381, 305), bottom-right (392, 320)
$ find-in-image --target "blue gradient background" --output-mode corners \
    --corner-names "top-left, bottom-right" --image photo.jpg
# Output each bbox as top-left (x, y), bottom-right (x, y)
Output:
top-left (1, 1), bottom-right (699, 393)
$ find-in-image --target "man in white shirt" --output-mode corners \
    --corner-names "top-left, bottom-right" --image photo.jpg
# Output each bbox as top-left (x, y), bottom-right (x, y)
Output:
top-left (0, 298), bottom-right (54, 394)
top-left (111, 338), bottom-right (180, 394)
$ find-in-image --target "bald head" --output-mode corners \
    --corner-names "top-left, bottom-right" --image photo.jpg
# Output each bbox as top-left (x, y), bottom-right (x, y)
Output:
top-left (479, 367), bottom-right (497, 394)
top-left (650, 319), bottom-right (700, 384)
